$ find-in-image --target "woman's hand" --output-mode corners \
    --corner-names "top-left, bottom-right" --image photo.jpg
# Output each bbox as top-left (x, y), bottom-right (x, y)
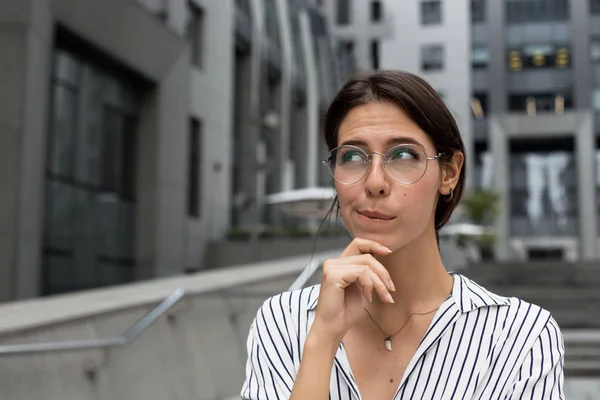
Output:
top-left (311, 238), bottom-right (396, 342)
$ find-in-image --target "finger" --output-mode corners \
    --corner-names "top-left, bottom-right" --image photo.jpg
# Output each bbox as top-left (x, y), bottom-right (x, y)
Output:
top-left (331, 265), bottom-right (374, 303)
top-left (333, 254), bottom-right (395, 292)
top-left (365, 268), bottom-right (394, 304)
top-left (341, 237), bottom-right (393, 258)
top-left (355, 268), bottom-right (374, 302)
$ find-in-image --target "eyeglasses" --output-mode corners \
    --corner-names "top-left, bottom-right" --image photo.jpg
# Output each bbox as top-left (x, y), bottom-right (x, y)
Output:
top-left (323, 144), bottom-right (444, 185)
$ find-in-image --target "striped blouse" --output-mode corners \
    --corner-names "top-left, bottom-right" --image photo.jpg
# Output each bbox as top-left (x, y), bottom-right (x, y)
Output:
top-left (241, 273), bottom-right (565, 399)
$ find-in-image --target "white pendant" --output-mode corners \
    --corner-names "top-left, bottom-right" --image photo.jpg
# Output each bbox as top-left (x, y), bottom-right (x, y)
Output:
top-left (385, 338), bottom-right (392, 351)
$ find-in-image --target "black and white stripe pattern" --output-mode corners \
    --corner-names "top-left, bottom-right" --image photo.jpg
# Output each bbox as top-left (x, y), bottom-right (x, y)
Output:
top-left (241, 274), bottom-right (565, 399)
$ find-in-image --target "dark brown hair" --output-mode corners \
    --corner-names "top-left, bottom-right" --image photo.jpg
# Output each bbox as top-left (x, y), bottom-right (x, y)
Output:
top-left (323, 70), bottom-right (466, 233)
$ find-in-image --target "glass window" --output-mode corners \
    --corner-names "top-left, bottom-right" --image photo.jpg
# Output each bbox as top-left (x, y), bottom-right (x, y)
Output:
top-left (371, 40), bottom-right (380, 70)
top-left (472, 46), bottom-right (489, 68)
top-left (371, 0), bottom-right (382, 22)
top-left (421, 44), bottom-right (444, 71)
top-left (506, 0), bottom-right (568, 24)
top-left (509, 93), bottom-right (572, 114)
top-left (594, 90), bottom-right (600, 110)
top-left (507, 44), bottom-right (570, 70)
top-left (471, 93), bottom-right (488, 118)
top-left (421, 1), bottom-right (442, 25)
top-left (591, 40), bottom-right (600, 62)
top-left (593, 0), bottom-right (600, 14)
top-left (49, 83), bottom-right (78, 177)
top-left (471, 0), bottom-right (485, 23)
top-left (188, 118), bottom-right (202, 218)
top-left (337, 0), bottom-right (351, 25)
top-left (188, 2), bottom-right (204, 68)
top-left (44, 47), bottom-right (140, 295)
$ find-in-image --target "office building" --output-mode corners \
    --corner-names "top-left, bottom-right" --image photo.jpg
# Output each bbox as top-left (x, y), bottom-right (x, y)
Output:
top-left (324, 0), bottom-right (600, 262)
top-left (469, 0), bottom-right (599, 261)
top-left (379, 0), bottom-right (474, 189)
top-left (320, 0), bottom-right (393, 71)
top-left (0, 0), bottom-right (352, 301)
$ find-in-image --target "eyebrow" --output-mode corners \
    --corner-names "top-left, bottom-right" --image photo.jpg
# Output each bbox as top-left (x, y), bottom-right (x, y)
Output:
top-left (340, 137), bottom-right (425, 148)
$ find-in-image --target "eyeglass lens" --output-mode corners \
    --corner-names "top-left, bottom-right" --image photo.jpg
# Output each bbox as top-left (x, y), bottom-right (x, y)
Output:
top-left (326, 144), bottom-right (429, 185)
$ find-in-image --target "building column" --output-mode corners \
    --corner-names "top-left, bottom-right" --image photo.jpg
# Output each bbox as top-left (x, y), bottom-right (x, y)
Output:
top-left (487, 0), bottom-right (506, 114)
top-left (275, 0), bottom-right (293, 191)
top-left (576, 111), bottom-right (597, 260)
top-left (234, 0), bottom-right (264, 228)
top-left (490, 116), bottom-right (511, 260)
top-left (571, 0), bottom-right (592, 109)
top-left (299, 10), bottom-right (319, 188)
top-left (0, 0), bottom-right (53, 300)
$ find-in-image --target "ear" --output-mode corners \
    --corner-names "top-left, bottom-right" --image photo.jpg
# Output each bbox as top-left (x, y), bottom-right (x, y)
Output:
top-left (439, 151), bottom-right (464, 195)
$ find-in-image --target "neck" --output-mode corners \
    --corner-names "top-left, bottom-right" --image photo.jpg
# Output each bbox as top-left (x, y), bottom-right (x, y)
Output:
top-left (366, 226), bottom-right (453, 320)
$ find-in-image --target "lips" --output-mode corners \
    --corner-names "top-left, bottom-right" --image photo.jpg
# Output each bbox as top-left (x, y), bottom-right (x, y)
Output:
top-left (357, 210), bottom-right (395, 220)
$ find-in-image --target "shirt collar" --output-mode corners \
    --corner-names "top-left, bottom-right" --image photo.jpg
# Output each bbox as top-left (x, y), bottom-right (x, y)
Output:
top-left (307, 273), bottom-right (509, 313)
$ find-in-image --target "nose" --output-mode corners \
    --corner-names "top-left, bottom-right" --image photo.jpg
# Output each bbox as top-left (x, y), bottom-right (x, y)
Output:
top-left (365, 153), bottom-right (390, 197)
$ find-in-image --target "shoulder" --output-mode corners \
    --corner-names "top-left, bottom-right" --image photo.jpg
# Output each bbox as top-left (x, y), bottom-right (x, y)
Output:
top-left (458, 274), bottom-right (560, 344)
top-left (253, 284), bottom-right (321, 327)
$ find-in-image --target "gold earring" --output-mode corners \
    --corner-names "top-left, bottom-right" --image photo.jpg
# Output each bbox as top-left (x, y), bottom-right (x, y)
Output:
top-left (444, 188), bottom-right (454, 202)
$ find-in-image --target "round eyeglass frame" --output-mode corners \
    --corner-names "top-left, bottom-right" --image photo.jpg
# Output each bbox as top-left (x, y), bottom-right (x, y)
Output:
top-left (322, 144), bottom-right (445, 185)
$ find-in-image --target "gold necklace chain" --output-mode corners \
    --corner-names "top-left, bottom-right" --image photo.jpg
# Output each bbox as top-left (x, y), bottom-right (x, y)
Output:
top-left (362, 306), bottom-right (440, 351)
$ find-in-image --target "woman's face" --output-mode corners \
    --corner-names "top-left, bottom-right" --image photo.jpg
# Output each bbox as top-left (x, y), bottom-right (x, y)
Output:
top-left (335, 101), bottom-right (457, 251)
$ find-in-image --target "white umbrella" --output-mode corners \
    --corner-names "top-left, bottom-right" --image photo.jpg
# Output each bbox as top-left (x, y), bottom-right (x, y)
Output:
top-left (265, 187), bottom-right (336, 219)
top-left (440, 223), bottom-right (491, 237)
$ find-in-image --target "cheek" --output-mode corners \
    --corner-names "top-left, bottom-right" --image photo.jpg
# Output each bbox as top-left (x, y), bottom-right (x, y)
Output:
top-left (399, 180), bottom-right (439, 216)
top-left (335, 183), bottom-right (360, 207)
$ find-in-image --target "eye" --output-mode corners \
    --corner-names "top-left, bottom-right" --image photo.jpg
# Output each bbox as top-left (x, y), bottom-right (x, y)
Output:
top-left (338, 149), bottom-right (365, 164)
top-left (389, 147), bottom-right (417, 161)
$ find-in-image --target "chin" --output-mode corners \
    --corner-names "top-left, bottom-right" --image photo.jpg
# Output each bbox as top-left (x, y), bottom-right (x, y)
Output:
top-left (349, 222), bottom-right (427, 252)
top-left (349, 229), bottom-right (407, 251)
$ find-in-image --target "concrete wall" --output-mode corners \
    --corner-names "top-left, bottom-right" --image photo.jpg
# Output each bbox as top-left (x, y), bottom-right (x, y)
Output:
top-left (0, 0), bottom-right (53, 301)
top-left (0, 253), bottom-right (330, 400)
top-left (186, 0), bottom-right (235, 267)
top-left (380, 0), bottom-right (474, 188)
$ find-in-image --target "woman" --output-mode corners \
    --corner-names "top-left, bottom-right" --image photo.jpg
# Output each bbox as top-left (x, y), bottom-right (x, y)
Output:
top-left (241, 70), bottom-right (564, 399)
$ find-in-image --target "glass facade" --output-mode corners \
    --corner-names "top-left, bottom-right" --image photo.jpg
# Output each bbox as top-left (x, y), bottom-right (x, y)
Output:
top-left (44, 47), bottom-right (140, 295)
top-left (506, 0), bottom-right (568, 24)
top-left (509, 140), bottom-right (578, 237)
top-left (506, 43), bottom-right (572, 113)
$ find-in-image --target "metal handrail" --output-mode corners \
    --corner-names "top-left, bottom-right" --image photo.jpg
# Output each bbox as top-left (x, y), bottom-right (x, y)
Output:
top-left (0, 259), bottom-right (323, 357)
top-left (0, 288), bottom-right (185, 356)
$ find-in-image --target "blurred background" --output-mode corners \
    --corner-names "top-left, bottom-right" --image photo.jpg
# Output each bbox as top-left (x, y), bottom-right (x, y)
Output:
top-left (0, 0), bottom-right (599, 398)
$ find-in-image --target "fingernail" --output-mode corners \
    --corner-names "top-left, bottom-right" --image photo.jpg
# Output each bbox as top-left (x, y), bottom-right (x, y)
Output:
top-left (381, 245), bottom-right (393, 253)
top-left (387, 293), bottom-right (395, 303)
top-left (388, 280), bottom-right (396, 292)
